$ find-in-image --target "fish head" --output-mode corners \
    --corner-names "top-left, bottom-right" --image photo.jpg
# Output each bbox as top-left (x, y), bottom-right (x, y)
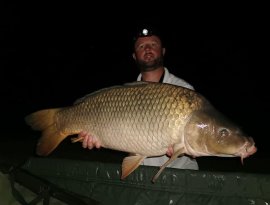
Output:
top-left (184, 108), bottom-right (257, 162)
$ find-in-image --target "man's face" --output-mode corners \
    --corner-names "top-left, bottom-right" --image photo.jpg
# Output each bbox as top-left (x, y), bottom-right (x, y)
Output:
top-left (133, 35), bottom-right (165, 72)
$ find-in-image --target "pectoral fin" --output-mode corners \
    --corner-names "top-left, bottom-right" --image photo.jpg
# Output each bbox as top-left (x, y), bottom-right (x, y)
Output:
top-left (152, 147), bottom-right (185, 183)
top-left (121, 154), bottom-right (146, 180)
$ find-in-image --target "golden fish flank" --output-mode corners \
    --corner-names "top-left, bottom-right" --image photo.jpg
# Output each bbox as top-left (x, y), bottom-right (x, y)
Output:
top-left (25, 82), bottom-right (257, 182)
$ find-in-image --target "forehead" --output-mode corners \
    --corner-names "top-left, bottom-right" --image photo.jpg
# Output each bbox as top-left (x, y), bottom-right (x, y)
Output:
top-left (134, 35), bottom-right (162, 46)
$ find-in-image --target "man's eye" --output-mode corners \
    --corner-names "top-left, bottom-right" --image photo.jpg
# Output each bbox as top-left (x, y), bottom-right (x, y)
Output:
top-left (136, 44), bottom-right (144, 50)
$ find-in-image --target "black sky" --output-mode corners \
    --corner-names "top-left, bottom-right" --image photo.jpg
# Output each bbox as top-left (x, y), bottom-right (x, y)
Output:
top-left (1, 2), bottom-right (269, 157)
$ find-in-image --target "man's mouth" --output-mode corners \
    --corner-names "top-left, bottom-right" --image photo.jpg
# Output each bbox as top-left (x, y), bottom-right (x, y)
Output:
top-left (144, 54), bottom-right (154, 61)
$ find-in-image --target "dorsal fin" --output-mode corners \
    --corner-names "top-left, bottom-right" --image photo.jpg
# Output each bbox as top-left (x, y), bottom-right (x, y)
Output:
top-left (74, 81), bottom-right (153, 104)
top-left (74, 85), bottom-right (123, 104)
top-left (123, 81), bottom-right (150, 86)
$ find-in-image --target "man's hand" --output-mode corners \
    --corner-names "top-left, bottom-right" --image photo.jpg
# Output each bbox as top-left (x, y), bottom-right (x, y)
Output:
top-left (166, 146), bottom-right (173, 157)
top-left (78, 131), bottom-right (101, 149)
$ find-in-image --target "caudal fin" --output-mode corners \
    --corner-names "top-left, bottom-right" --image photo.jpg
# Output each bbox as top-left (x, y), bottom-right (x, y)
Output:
top-left (25, 108), bottom-right (68, 156)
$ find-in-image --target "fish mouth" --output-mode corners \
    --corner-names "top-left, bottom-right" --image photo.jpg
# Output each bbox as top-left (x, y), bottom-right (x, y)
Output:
top-left (234, 138), bottom-right (257, 164)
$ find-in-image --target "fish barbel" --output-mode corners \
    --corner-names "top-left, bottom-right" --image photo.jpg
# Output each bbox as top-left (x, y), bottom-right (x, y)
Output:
top-left (25, 82), bottom-right (257, 182)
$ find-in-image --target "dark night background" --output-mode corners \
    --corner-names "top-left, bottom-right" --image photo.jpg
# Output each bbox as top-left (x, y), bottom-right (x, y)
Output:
top-left (1, 2), bottom-right (269, 173)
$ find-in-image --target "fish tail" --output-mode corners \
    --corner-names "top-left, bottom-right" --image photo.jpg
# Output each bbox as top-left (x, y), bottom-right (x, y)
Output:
top-left (25, 108), bottom-right (68, 156)
top-left (25, 108), bottom-right (61, 130)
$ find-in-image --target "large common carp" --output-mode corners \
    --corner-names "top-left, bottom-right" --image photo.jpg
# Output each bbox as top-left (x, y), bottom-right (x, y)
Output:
top-left (25, 82), bottom-right (257, 182)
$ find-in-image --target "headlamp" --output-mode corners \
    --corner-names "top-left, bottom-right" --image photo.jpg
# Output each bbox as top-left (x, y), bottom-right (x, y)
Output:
top-left (133, 26), bottom-right (160, 43)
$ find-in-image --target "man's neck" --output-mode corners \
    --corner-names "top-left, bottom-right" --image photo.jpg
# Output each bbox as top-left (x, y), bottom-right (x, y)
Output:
top-left (141, 67), bottom-right (165, 82)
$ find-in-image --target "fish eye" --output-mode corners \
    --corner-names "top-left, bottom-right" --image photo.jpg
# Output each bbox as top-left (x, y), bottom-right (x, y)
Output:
top-left (219, 128), bottom-right (229, 138)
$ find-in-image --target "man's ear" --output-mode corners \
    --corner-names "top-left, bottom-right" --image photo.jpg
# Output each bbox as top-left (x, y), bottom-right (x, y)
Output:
top-left (132, 53), bottom-right (136, 60)
top-left (162, 48), bottom-right (166, 56)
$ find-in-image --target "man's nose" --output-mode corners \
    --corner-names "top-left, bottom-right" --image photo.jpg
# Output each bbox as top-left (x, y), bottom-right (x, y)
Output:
top-left (144, 44), bottom-right (152, 50)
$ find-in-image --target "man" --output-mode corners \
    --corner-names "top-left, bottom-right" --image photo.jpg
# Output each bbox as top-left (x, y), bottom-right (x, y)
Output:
top-left (79, 27), bottom-right (198, 170)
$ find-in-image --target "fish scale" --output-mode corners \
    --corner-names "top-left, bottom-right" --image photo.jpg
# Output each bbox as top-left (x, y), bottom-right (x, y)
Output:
top-left (25, 81), bottom-right (257, 182)
top-left (57, 83), bottom-right (192, 155)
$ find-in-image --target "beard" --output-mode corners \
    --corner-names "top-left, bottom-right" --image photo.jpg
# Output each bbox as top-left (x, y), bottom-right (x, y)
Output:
top-left (136, 57), bottom-right (164, 72)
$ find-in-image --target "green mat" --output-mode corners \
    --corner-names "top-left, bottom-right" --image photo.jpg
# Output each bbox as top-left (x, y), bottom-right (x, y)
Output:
top-left (13, 157), bottom-right (270, 205)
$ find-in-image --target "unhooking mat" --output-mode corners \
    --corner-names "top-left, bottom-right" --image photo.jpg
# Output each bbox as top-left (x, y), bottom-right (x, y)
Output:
top-left (8, 157), bottom-right (270, 205)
